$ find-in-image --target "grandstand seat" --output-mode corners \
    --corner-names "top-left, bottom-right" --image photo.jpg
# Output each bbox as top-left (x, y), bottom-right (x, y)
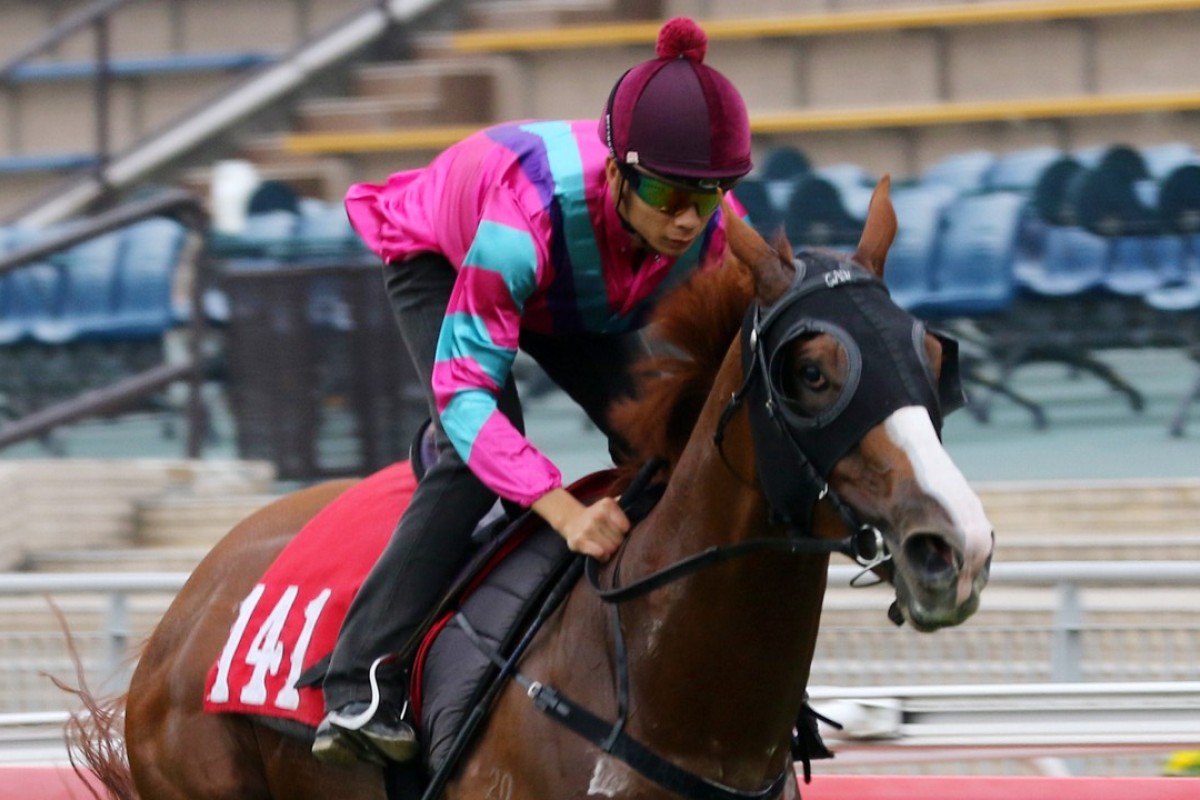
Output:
top-left (1075, 144), bottom-right (1150, 182)
top-left (784, 174), bottom-right (863, 247)
top-left (295, 201), bottom-right (362, 258)
top-left (983, 146), bottom-right (1063, 192)
top-left (815, 164), bottom-right (875, 219)
top-left (1102, 235), bottom-right (1187, 297)
top-left (921, 191), bottom-right (1024, 318)
top-left (30, 230), bottom-right (124, 344)
top-left (758, 146), bottom-right (810, 181)
top-left (1158, 165), bottom-right (1200, 235)
top-left (1069, 165), bottom-right (1160, 237)
top-left (1145, 235), bottom-right (1200, 313)
top-left (884, 186), bottom-right (950, 312)
top-left (0, 230), bottom-right (64, 345)
top-left (920, 150), bottom-right (995, 196)
top-left (731, 177), bottom-right (781, 237)
top-left (220, 210), bottom-right (302, 262)
top-left (104, 219), bottom-right (188, 339)
top-left (1141, 142), bottom-right (1199, 180)
top-left (1017, 224), bottom-right (1108, 297)
top-left (1031, 157), bottom-right (1084, 225)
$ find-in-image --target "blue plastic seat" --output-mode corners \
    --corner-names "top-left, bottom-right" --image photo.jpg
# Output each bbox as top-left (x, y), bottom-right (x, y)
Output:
top-left (233, 210), bottom-right (301, 262)
top-left (984, 147), bottom-right (1064, 192)
top-left (1102, 235), bottom-right (1187, 296)
top-left (105, 218), bottom-right (188, 339)
top-left (31, 230), bottom-right (124, 344)
top-left (1145, 235), bottom-right (1200, 312)
top-left (783, 175), bottom-right (864, 247)
top-left (730, 177), bottom-right (781, 237)
top-left (920, 150), bottom-right (996, 196)
top-left (1017, 224), bottom-right (1108, 297)
top-left (885, 187), bottom-right (950, 312)
top-left (1141, 143), bottom-right (1199, 180)
top-left (1158, 164), bottom-right (1200, 235)
top-left (0, 229), bottom-right (65, 345)
top-left (815, 164), bottom-right (875, 219)
top-left (296, 201), bottom-right (363, 258)
top-left (759, 146), bottom-right (810, 181)
top-left (0, 261), bottom-right (64, 345)
top-left (921, 191), bottom-right (1024, 317)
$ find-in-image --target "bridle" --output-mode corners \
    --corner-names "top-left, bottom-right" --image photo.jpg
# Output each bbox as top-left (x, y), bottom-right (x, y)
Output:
top-left (453, 253), bottom-right (966, 800)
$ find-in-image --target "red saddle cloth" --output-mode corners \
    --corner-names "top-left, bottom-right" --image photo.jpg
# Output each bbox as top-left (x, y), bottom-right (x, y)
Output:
top-left (203, 461), bottom-right (417, 728)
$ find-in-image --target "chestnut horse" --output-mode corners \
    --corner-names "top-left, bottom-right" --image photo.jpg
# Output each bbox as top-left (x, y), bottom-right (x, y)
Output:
top-left (76, 178), bottom-right (993, 799)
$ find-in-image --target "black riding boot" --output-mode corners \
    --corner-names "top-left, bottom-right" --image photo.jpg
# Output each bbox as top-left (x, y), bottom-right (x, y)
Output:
top-left (313, 435), bottom-right (503, 766)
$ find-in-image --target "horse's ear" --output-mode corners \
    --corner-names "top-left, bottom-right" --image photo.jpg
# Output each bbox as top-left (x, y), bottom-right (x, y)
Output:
top-left (854, 175), bottom-right (897, 279)
top-left (724, 200), bottom-right (792, 304)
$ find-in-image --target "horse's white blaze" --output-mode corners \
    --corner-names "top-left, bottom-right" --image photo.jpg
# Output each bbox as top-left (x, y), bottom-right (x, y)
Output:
top-left (884, 406), bottom-right (993, 602)
top-left (588, 756), bottom-right (631, 797)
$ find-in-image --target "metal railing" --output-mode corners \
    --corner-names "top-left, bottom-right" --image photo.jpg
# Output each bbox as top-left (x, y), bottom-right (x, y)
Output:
top-left (1, 561), bottom-right (1199, 713)
top-left (0, 189), bottom-right (211, 456)
top-left (7, 0), bottom-right (448, 227)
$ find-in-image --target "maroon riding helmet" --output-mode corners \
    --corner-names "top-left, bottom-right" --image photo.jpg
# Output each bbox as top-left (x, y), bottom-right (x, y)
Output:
top-left (600, 17), bottom-right (753, 186)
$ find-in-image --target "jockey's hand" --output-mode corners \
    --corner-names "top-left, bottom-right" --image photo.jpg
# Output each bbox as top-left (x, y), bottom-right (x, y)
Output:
top-left (532, 488), bottom-right (630, 562)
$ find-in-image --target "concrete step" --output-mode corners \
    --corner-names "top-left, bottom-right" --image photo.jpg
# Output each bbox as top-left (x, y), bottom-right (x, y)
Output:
top-left (135, 495), bottom-right (275, 547)
top-left (0, 459), bottom-right (275, 570)
top-left (462, 0), bottom-right (657, 30)
top-left (18, 546), bottom-right (212, 574)
top-left (297, 96), bottom-right (447, 133)
top-left (975, 479), bottom-right (1200, 534)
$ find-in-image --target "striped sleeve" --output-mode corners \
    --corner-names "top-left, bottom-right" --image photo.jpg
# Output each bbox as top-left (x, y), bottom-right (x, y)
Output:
top-left (431, 189), bottom-right (563, 506)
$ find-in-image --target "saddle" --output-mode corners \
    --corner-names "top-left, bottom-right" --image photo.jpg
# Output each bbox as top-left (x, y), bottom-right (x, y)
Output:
top-left (202, 457), bottom-right (623, 796)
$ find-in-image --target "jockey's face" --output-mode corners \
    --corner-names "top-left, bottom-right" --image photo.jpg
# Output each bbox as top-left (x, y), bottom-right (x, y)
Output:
top-left (606, 157), bottom-right (720, 258)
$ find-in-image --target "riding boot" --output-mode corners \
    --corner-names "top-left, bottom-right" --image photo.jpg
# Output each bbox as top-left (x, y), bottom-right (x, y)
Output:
top-left (314, 432), bottom-right (503, 766)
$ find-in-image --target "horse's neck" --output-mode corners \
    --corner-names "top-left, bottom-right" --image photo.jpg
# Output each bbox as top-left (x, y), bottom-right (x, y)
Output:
top-left (616, 345), bottom-right (828, 763)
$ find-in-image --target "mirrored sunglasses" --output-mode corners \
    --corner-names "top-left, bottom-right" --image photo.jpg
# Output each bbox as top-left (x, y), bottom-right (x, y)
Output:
top-left (621, 166), bottom-right (728, 217)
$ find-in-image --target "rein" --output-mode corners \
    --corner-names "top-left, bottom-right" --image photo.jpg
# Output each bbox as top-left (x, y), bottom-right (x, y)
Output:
top-left (451, 260), bottom-right (953, 799)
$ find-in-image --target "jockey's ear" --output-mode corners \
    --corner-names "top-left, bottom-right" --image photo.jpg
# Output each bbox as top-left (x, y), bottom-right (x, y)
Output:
top-left (854, 175), bottom-right (896, 280)
top-left (724, 200), bottom-right (792, 305)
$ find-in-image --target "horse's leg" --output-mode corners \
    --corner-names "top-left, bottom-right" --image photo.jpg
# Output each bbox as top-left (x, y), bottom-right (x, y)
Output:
top-left (125, 481), bottom-right (362, 800)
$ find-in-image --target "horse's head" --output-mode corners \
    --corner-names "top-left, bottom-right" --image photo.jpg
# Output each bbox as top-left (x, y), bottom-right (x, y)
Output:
top-left (728, 177), bottom-right (994, 631)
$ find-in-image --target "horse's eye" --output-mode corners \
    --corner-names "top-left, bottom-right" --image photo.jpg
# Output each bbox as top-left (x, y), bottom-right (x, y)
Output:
top-left (798, 363), bottom-right (828, 391)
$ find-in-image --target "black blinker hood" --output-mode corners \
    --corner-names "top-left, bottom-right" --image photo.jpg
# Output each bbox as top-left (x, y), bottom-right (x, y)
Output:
top-left (739, 252), bottom-right (965, 528)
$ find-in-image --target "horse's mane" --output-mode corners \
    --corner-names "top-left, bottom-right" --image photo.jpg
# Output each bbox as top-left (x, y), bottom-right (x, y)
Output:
top-left (610, 254), bottom-right (755, 488)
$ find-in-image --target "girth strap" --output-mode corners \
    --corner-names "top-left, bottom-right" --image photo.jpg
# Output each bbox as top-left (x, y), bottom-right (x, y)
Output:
top-left (527, 681), bottom-right (793, 800)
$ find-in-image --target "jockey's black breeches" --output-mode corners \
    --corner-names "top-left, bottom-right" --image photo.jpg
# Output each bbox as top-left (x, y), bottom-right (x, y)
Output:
top-left (322, 252), bottom-right (644, 710)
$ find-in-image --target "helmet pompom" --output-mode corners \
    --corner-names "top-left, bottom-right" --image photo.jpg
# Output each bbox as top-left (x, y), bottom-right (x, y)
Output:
top-left (656, 17), bottom-right (708, 62)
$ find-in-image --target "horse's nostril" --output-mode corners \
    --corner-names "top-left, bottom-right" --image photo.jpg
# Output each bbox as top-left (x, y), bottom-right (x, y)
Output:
top-left (904, 533), bottom-right (957, 578)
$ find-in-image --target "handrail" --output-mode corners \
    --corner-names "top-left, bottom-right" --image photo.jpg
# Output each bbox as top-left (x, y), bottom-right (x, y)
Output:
top-left (2, 560), bottom-right (1196, 595)
top-left (12, 0), bottom-right (447, 228)
top-left (830, 559), bottom-right (1200, 586)
top-left (0, 0), bottom-right (140, 83)
top-left (448, 0), bottom-right (1200, 53)
top-left (0, 187), bottom-right (203, 277)
top-left (0, 188), bottom-right (211, 456)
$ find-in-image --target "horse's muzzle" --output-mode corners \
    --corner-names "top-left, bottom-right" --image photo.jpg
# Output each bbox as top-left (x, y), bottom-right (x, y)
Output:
top-left (892, 529), bottom-right (993, 632)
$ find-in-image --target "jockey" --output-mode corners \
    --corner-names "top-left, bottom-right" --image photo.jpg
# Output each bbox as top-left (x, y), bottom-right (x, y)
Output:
top-left (314, 16), bottom-right (753, 765)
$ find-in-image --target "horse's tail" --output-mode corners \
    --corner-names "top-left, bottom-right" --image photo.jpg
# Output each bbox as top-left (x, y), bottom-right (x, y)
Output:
top-left (46, 603), bottom-right (139, 800)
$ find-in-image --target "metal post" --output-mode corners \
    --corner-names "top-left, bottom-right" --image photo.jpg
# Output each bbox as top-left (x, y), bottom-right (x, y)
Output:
top-left (104, 591), bottom-right (131, 693)
top-left (93, 14), bottom-right (112, 185)
top-left (1052, 581), bottom-right (1084, 682)
top-left (185, 226), bottom-right (211, 458)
